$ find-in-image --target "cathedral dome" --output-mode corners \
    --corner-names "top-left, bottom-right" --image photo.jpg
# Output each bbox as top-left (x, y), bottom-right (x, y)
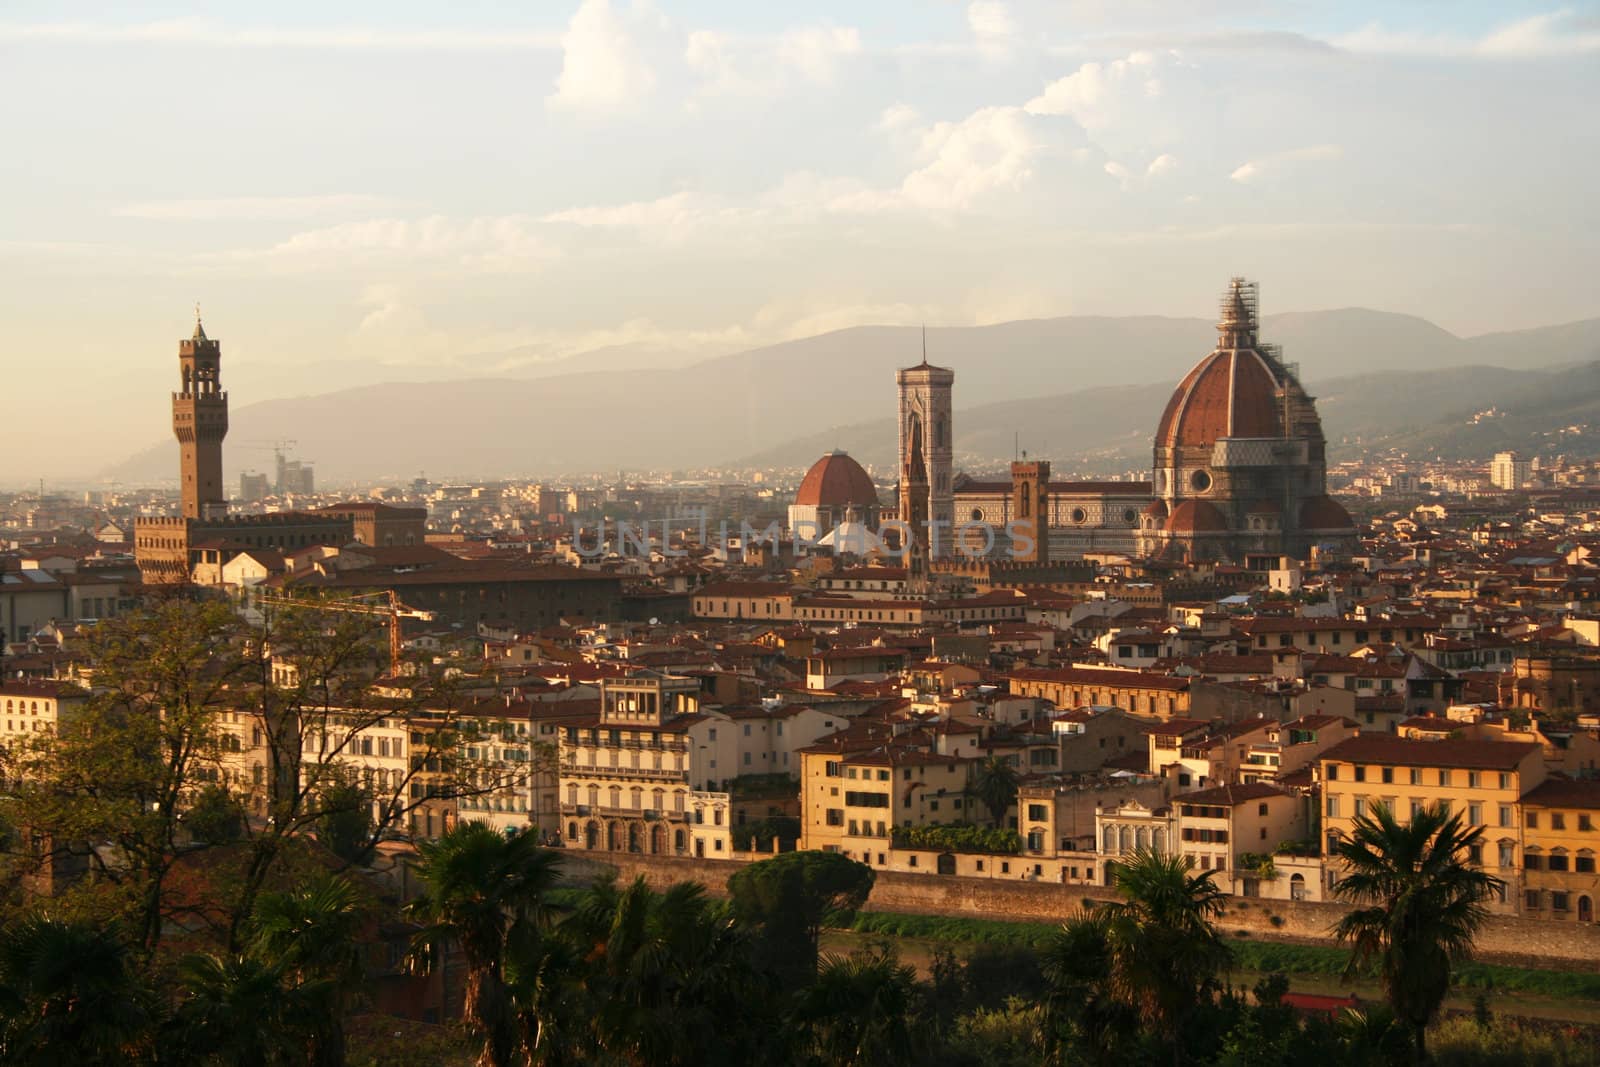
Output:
top-left (1166, 500), bottom-right (1228, 533)
top-left (795, 451), bottom-right (878, 509)
top-left (1155, 278), bottom-right (1296, 451)
top-left (1156, 349), bottom-right (1283, 449)
top-left (1299, 495), bottom-right (1356, 532)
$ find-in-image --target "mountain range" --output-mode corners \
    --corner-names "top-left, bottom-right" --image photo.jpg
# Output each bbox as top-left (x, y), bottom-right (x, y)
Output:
top-left (103, 309), bottom-right (1600, 486)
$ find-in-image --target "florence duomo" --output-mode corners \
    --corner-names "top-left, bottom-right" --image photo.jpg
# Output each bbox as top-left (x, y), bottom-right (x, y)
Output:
top-left (6, 3), bottom-right (1600, 1064)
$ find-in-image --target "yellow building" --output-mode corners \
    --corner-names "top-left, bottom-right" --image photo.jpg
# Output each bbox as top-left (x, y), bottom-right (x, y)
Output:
top-left (1520, 777), bottom-right (1600, 923)
top-left (1009, 666), bottom-right (1192, 720)
top-left (1318, 737), bottom-right (1544, 912)
top-left (798, 726), bottom-right (976, 866)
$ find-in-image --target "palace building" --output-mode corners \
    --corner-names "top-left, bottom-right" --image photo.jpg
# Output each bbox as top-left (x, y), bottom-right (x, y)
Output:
top-left (134, 315), bottom-right (426, 583)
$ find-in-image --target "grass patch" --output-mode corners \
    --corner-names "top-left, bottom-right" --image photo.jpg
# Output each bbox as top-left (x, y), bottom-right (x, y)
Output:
top-left (838, 910), bottom-right (1600, 1002)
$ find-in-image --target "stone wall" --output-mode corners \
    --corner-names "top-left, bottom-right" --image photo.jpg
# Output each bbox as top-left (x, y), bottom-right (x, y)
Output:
top-left (565, 850), bottom-right (1600, 971)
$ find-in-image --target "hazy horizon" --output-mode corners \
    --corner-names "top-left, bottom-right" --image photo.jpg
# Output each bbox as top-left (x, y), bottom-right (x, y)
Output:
top-left (2, 1), bottom-right (1597, 480)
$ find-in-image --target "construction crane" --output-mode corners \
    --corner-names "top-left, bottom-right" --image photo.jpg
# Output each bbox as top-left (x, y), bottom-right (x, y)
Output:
top-left (253, 589), bottom-right (435, 674)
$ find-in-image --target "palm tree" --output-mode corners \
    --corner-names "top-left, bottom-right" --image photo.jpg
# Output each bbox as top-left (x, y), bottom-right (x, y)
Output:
top-left (249, 873), bottom-right (371, 1066)
top-left (970, 754), bottom-right (1020, 827)
top-left (406, 823), bottom-right (564, 1067)
top-left (793, 948), bottom-right (918, 1066)
top-left (1097, 847), bottom-right (1231, 1066)
top-left (1332, 801), bottom-right (1503, 1063)
top-left (165, 952), bottom-right (321, 1067)
top-left (574, 876), bottom-right (767, 1066)
top-left (0, 916), bottom-right (154, 1065)
top-left (1038, 910), bottom-right (1137, 1065)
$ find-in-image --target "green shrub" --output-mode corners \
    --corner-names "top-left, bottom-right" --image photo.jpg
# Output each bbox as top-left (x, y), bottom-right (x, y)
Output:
top-left (890, 822), bottom-right (1023, 854)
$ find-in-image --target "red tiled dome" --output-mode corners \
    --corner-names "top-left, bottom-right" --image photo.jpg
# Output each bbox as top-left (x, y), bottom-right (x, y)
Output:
top-left (1156, 348), bottom-right (1283, 450)
top-left (1142, 499), bottom-right (1169, 519)
top-left (795, 451), bottom-right (878, 508)
top-left (1299, 494), bottom-right (1355, 531)
top-left (1166, 499), bottom-right (1229, 533)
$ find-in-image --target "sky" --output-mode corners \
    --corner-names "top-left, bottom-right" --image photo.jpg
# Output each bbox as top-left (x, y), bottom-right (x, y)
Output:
top-left (1, 1), bottom-right (1598, 481)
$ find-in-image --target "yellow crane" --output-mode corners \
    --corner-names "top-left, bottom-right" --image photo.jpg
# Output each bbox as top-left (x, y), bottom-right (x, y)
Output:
top-left (253, 589), bottom-right (435, 673)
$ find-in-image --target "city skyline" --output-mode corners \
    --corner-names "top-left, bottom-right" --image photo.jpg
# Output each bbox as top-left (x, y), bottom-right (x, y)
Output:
top-left (2, 1), bottom-right (1598, 480)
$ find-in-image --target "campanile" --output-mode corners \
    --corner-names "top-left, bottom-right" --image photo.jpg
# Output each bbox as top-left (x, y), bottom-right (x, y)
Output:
top-left (172, 312), bottom-right (229, 520)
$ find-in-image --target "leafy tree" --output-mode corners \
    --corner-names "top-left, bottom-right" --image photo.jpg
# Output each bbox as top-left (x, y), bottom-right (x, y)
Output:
top-left (1332, 801), bottom-right (1503, 1063)
top-left (314, 781), bottom-right (375, 865)
top-left (185, 784), bottom-right (246, 846)
top-left (406, 822), bottom-right (562, 1067)
top-left (794, 948), bottom-right (918, 1066)
top-left (727, 850), bottom-right (874, 985)
top-left (1097, 847), bottom-right (1231, 1066)
top-left (249, 873), bottom-right (372, 1066)
top-left (0, 916), bottom-right (155, 1065)
top-left (0, 597), bottom-right (250, 954)
top-left (970, 754), bottom-right (1020, 827)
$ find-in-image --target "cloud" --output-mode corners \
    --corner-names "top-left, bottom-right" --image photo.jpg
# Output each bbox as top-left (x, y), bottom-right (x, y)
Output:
top-left (877, 103), bottom-right (921, 133)
top-left (1334, 11), bottom-right (1600, 58)
top-left (1025, 50), bottom-right (1174, 132)
top-left (113, 195), bottom-right (398, 221)
top-left (0, 18), bottom-right (557, 50)
top-left (967, 2), bottom-right (1019, 59)
top-left (898, 106), bottom-right (1047, 211)
top-left (214, 215), bottom-right (559, 273)
top-left (1229, 144), bottom-right (1341, 184)
top-left (1146, 153), bottom-right (1177, 177)
top-left (685, 24), bottom-right (860, 100)
top-left (547, 0), bottom-right (666, 117)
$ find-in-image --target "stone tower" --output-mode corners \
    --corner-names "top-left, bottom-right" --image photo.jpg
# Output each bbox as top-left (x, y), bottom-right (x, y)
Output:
top-left (1009, 459), bottom-right (1050, 563)
top-left (173, 313), bottom-right (229, 520)
top-left (896, 354), bottom-right (954, 559)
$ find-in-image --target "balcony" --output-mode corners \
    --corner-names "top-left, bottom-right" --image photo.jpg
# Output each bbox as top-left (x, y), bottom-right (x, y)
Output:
top-left (559, 759), bottom-right (687, 782)
top-left (571, 736), bottom-right (689, 753)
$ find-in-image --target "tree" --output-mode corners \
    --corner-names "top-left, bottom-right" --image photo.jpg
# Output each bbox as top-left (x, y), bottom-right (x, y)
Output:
top-left (314, 781), bottom-right (375, 865)
top-left (727, 850), bottom-right (874, 985)
top-left (1038, 910), bottom-right (1137, 1066)
top-left (1097, 847), bottom-right (1231, 1066)
top-left (165, 952), bottom-right (320, 1067)
top-left (970, 754), bottom-right (1020, 827)
top-left (573, 876), bottom-right (773, 1067)
top-left (794, 948), bottom-right (918, 1066)
top-left (1332, 801), bottom-right (1503, 1063)
top-left (406, 823), bottom-right (563, 1067)
top-left (0, 916), bottom-right (154, 1065)
top-left (249, 873), bottom-right (372, 1067)
top-left (0, 596), bottom-right (251, 955)
top-left (185, 784), bottom-right (246, 846)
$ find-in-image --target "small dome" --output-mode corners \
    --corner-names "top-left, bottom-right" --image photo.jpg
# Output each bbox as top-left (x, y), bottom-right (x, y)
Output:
top-left (795, 451), bottom-right (878, 509)
top-left (1247, 498), bottom-right (1282, 515)
top-left (1166, 500), bottom-right (1228, 533)
top-left (1142, 499), bottom-right (1169, 519)
top-left (1300, 495), bottom-right (1355, 532)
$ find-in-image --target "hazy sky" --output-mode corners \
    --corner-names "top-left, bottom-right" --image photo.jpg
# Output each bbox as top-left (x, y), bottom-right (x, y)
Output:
top-left (2, 1), bottom-right (1598, 480)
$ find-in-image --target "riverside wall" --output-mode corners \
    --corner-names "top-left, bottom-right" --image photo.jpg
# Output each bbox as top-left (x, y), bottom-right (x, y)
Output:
top-left (560, 850), bottom-right (1600, 972)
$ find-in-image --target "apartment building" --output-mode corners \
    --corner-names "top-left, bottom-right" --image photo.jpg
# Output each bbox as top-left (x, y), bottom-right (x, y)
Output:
top-left (1172, 782), bottom-right (1307, 888)
top-left (1520, 777), bottom-right (1600, 922)
top-left (798, 726), bottom-right (977, 864)
top-left (0, 680), bottom-right (88, 742)
top-left (1319, 736), bottom-right (1544, 911)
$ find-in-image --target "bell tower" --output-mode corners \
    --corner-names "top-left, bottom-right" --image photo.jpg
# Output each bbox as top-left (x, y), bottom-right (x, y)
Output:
top-left (896, 343), bottom-right (954, 559)
top-left (173, 310), bottom-right (229, 520)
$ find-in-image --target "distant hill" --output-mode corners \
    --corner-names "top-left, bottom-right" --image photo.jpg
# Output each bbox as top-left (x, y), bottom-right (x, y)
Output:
top-left (103, 310), bottom-right (1600, 484)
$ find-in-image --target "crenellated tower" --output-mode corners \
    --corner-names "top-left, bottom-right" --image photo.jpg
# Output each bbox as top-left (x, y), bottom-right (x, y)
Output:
top-left (173, 312), bottom-right (229, 520)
